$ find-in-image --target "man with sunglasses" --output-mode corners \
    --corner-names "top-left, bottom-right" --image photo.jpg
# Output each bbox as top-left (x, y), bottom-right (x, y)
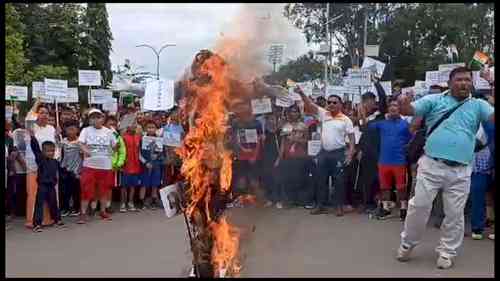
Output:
top-left (295, 87), bottom-right (355, 216)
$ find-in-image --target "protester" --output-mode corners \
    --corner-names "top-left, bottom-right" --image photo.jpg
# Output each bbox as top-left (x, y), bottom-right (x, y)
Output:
top-left (396, 67), bottom-right (494, 269)
top-left (59, 121), bottom-right (82, 217)
top-left (78, 109), bottom-right (116, 223)
top-left (260, 113), bottom-right (282, 207)
top-left (139, 120), bottom-right (164, 210)
top-left (120, 120), bottom-right (143, 212)
top-left (105, 115), bottom-right (126, 213)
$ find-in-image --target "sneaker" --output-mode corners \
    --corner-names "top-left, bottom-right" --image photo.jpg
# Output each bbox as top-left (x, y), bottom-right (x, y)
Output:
top-left (276, 202), bottom-right (284, 209)
top-left (396, 244), bottom-right (413, 262)
top-left (100, 212), bottom-right (112, 221)
top-left (69, 210), bottom-right (80, 217)
top-left (488, 233), bottom-right (495, 240)
top-left (33, 225), bottom-right (43, 233)
top-left (310, 207), bottom-right (329, 215)
top-left (128, 203), bottom-right (137, 212)
top-left (77, 214), bottom-right (88, 224)
top-left (400, 209), bottom-right (407, 222)
top-left (376, 209), bottom-right (393, 220)
top-left (61, 210), bottom-right (70, 217)
top-left (120, 204), bottom-right (127, 213)
top-left (264, 201), bottom-right (274, 208)
top-left (304, 204), bottom-right (315, 210)
top-left (472, 231), bottom-right (484, 240)
top-left (436, 255), bottom-right (453, 269)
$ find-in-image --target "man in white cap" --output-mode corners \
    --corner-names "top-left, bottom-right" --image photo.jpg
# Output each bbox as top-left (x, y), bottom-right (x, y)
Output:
top-left (77, 108), bottom-right (117, 223)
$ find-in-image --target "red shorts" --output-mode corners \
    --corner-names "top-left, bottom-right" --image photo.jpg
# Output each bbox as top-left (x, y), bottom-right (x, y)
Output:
top-left (378, 164), bottom-right (407, 192)
top-left (80, 167), bottom-right (115, 201)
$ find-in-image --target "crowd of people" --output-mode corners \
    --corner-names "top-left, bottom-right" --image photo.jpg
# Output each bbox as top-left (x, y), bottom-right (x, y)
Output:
top-left (5, 66), bottom-right (494, 270)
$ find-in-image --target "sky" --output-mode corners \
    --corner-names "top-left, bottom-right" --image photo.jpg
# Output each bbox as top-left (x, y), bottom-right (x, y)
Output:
top-left (107, 3), bottom-right (317, 82)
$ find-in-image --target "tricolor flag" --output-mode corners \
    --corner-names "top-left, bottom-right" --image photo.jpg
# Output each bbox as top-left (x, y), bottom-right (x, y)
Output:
top-left (469, 51), bottom-right (490, 70)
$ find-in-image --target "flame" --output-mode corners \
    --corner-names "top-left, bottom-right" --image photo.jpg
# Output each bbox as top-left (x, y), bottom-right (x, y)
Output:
top-left (178, 52), bottom-right (241, 276)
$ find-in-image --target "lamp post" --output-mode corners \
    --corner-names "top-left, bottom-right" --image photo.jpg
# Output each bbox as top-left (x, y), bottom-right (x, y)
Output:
top-left (136, 43), bottom-right (176, 80)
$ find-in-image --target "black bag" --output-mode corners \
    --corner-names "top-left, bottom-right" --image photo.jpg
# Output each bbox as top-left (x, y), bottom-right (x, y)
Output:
top-left (406, 98), bottom-right (471, 164)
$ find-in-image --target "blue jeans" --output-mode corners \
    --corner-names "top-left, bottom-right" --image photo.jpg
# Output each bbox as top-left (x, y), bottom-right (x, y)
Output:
top-left (315, 148), bottom-right (346, 208)
top-left (471, 172), bottom-right (491, 233)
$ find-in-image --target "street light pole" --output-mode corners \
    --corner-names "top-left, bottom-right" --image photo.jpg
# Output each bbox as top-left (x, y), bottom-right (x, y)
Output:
top-left (324, 2), bottom-right (330, 84)
top-left (136, 43), bottom-right (176, 80)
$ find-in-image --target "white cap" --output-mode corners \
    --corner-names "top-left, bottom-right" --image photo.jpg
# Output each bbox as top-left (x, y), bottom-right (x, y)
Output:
top-left (88, 108), bottom-right (104, 116)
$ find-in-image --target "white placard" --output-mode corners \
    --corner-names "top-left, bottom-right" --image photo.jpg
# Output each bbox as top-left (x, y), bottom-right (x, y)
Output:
top-left (251, 98), bottom-right (273, 115)
top-left (143, 79), bottom-right (174, 111)
top-left (32, 82), bottom-right (53, 103)
top-left (60, 88), bottom-right (79, 103)
top-left (307, 140), bottom-right (322, 156)
top-left (244, 129), bottom-right (258, 143)
top-left (473, 71), bottom-right (491, 90)
top-left (365, 45), bottom-right (380, 57)
top-left (5, 106), bottom-right (13, 120)
top-left (102, 99), bottom-right (118, 113)
top-left (438, 63), bottom-right (465, 71)
top-left (361, 57), bottom-right (386, 78)
top-left (425, 71), bottom-right (442, 88)
top-left (159, 183), bottom-right (181, 218)
top-left (379, 81), bottom-right (392, 96)
top-left (90, 89), bottom-right (113, 104)
top-left (275, 94), bottom-right (294, 108)
top-left (142, 136), bottom-right (164, 152)
top-left (345, 69), bottom-right (372, 87)
top-left (163, 130), bottom-right (182, 148)
top-left (78, 70), bottom-right (102, 86)
top-left (6, 86), bottom-right (28, 101)
top-left (44, 79), bottom-right (68, 98)
top-left (118, 113), bottom-right (137, 131)
top-left (297, 82), bottom-right (313, 97)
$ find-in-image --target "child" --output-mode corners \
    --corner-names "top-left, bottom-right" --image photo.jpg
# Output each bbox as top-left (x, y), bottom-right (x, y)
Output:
top-left (120, 121), bottom-right (143, 212)
top-left (139, 121), bottom-right (165, 210)
top-left (28, 128), bottom-right (64, 232)
top-left (105, 116), bottom-right (126, 213)
top-left (59, 121), bottom-right (82, 217)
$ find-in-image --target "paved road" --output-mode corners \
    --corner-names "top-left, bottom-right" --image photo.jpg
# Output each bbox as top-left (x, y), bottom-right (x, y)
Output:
top-left (6, 206), bottom-right (494, 277)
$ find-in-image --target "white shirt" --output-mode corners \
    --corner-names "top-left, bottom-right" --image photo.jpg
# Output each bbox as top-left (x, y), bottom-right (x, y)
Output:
top-left (317, 108), bottom-right (354, 151)
top-left (25, 123), bottom-right (57, 172)
top-left (79, 126), bottom-right (117, 170)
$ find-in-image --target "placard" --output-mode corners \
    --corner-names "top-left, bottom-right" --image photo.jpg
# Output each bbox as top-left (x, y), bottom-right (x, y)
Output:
top-left (472, 71), bottom-right (491, 90)
top-left (244, 129), bottom-right (258, 143)
top-left (143, 79), bottom-right (175, 111)
top-left (425, 71), bottom-right (442, 88)
top-left (118, 113), bottom-right (137, 131)
top-left (379, 81), bottom-right (392, 96)
top-left (251, 98), bottom-right (273, 115)
top-left (438, 63), bottom-right (465, 71)
top-left (297, 82), bottom-right (313, 97)
top-left (6, 106), bottom-right (13, 120)
top-left (275, 94), bottom-right (294, 108)
top-left (90, 89), bottom-right (113, 104)
top-left (307, 140), bottom-right (322, 156)
top-left (6, 86), bottom-right (28, 101)
top-left (44, 79), bottom-right (68, 98)
top-left (159, 183), bottom-right (181, 218)
top-left (102, 99), bottom-right (118, 113)
top-left (78, 70), bottom-right (102, 86)
top-left (288, 88), bottom-right (303, 101)
top-left (163, 129), bottom-right (182, 147)
top-left (142, 136), bottom-right (164, 152)
top-left (361, 57), bottom-right (386, 78)
top-left (345, 69), bottom-right (371, 87)
top-left (364, 45), bottom-right (380, 57)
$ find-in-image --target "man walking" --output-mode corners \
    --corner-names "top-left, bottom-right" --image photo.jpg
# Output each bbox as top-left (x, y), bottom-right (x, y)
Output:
top-left (396, 67), bottom-right (494, 269)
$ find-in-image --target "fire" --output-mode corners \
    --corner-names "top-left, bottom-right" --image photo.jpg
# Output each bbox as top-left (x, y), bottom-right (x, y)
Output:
top-left (177, 51), bottom-right (241, 277)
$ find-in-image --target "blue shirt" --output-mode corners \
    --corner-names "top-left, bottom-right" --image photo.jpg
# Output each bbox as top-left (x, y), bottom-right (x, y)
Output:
top-left (412, 92), bottom-right (494, 165)
top-left (369, 118), bottom-right (413, 165)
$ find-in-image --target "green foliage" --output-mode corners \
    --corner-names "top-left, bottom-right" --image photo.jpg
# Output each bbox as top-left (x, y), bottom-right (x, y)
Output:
top-left (264, 51), bottom-right (324, 84)
top-left (5, 4), bottom-right (28, 84)
top-left (23, 65), bottom-right (70, 86)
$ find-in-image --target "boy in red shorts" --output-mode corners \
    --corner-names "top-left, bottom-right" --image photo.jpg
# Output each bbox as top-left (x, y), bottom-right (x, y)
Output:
top-left (366, 98), bottom-right (413, 221)
top-left (78, 109), bottom-right (117, 223)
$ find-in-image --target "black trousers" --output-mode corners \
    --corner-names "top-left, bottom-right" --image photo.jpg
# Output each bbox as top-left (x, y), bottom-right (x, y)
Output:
top-left (34, 183), bottom-right (60, 226)
top-left (359, 155), bottom-right (379, 208)
top-left (59, 170), bottom-right (80, 212)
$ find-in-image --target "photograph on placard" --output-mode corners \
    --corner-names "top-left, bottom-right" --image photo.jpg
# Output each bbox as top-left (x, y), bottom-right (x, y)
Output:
top-left (251, 98), bottom-right (273, 115)
top-left (159, 183), bottom-right (181, 218)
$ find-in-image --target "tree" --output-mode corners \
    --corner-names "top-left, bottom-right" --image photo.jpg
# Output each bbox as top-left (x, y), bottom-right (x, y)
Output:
top-left (264, 51), bottom-right (324, 84)
top-left (84, 3), bottom-right (113, 86)
top-left (5, 4), bottom-right (28, 84)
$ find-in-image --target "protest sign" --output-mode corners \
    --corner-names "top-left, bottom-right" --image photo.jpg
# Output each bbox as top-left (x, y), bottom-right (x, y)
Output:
top-left (6, 86), bottom-right (28, 101)
top-left (32, 82), bottom-right (54, 103)
top-left (345, 69), bottom-right (371, 87)
top-left (244, 129), bottom-right (258, 143)
top-left (365, 45), bottom-right (380, 57)
top-left (143, 79), bottom-right (175, 111)
top-left (62, 88), bottom-right (79, 103)
top-left (78, 70), bottom-right (102, 86)
top-left (163, 129), bottom-right (182, 147)
top-left (118, 113), bottom-right (137, 131)
top-left (275, 94), bottom-right (294, 108)
top-left (297, 82), bottom-right (313, 97)
top-left (159, 183), bottom-right (181, 218)
top-left (44, 79), bottom-right (68, 98)
top-left (361, 57), bottom-right (386, 78)
top-left (379, 81), bottom-right (392, 96)
top-left (472, 71), bottom-right (491, 90)
top-left (251, 98), bottom-right (273, 115)
top-left (438, 63), bottom-right (465, 71)
top-left (307, 140), bottom-right (322, 156)
top-left (90, 89), bottom-right (113, 104)
top-left (142, 136), bottom-right (164, 152)
top-left (6, 106), bottom-right (13, 120)
top-left (425, 71), bottom-right (448, 88)
top-left (102, 99), bottom-right (118, 113)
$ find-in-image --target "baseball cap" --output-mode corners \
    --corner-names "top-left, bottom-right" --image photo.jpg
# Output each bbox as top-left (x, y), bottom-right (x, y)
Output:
top-left (88, 108), bottom-right (104, 116)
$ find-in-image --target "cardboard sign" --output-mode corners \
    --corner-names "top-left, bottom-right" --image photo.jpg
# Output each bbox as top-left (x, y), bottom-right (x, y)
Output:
top-left (6, 86), bottom-right (28, 101)
top-left (78, 70), bottom-right (102, 86)
top-left (251, 98), bottom-right (273, 115)
top-left (90, 89), bottom-right (113, 104)
top-left (44, 79), bottom-right (68, 98)
top-left (345, 69), bottom-right (371, 87)
top-left (143, 79), bottom-right (175, 111)
top-left (307, 140), bottom-right (322, 156)
top-left (142, 136), bottom-right (164, 152)
top-left (438, 63), bottom-right (465, 71)
top-left (159, 183), bottom-right (181, 218)
top-left (361, 57), bottom-right (386, 78)
top-left (244, 129), bottom-right (258, 143)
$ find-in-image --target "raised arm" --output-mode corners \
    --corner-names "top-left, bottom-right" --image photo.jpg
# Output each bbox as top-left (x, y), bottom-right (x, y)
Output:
top-left (294, 86), bottom-right (318, 116)
top-left (372, 77), bottom-right (388, 114)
